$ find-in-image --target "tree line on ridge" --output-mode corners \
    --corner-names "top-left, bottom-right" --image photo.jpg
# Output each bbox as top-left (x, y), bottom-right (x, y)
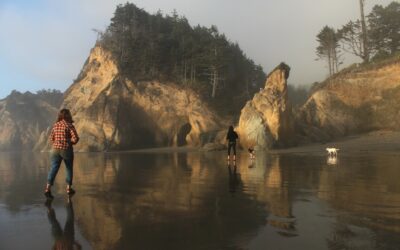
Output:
top-left (316, 1), bottom-right (400, 76)
top-left (96, 3), bottom-right (266, 117)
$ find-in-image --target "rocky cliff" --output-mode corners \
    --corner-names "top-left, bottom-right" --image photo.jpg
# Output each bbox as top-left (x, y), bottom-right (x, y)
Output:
top-left (61, 46), bottom-right (221, 152)
top-left (0, 91), bottom-right (59, 151)
top-left (298, 59), bottom-right (400, 140)
top-left (3, 50), bottom-right (399, 152)
top-left (237, 63), bottom-right (295, 149)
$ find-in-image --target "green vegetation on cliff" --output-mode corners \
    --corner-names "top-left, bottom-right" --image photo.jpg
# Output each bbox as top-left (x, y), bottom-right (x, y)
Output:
top-left (97, 3), bottom-right (265, 116)
top-left (315, 1), bottom-right (400, 76)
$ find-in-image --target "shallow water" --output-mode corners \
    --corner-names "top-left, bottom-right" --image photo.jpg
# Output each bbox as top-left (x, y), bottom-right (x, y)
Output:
top-left (0, 151), bottom-right (400, 250)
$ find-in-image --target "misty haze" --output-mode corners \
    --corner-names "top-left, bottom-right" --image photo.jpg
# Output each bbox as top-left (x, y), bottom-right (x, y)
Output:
top-left (1, 0), bottom-right (400, 249)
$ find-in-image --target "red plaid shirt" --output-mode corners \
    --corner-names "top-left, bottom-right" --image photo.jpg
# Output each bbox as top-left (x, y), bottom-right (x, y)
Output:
top-left (50, 120), bottom-right (79, 150)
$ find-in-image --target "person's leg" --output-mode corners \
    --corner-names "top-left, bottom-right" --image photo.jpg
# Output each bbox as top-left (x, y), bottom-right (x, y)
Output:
top-left (227, 143), bottom-right (232, 160)
top-left (233, 143), bottom-right (237, 160)
top-left (47, 150), bottom-right (62, 188)
top-left (61, 149), bottom-right (74, 191)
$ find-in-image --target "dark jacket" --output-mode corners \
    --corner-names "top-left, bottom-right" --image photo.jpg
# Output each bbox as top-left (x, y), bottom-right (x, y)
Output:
top-left (226, 131), bottom-right (238, 143)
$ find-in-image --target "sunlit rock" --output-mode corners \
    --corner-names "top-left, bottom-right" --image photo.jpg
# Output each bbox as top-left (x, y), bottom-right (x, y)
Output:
top-left (298, 61), bottom-right (400, 139)
top-left (61, 46), bottom-right (221, 151)
top-left (237, 63), bottom-right (295, 149)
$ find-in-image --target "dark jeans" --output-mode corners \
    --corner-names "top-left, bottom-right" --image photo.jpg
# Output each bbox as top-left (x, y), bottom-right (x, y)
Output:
top-left (47, 148), bottom-right (74, 186)
top-left (228, 142), bottom-right (236, 156)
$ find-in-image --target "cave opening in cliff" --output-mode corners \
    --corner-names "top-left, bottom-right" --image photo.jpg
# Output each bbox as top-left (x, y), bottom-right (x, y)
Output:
top-left (177, 123), bottom-right (192, 146)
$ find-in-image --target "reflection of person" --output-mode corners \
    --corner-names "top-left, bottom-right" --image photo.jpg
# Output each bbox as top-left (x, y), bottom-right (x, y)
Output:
top-left (226, 126), bottom-right (239, 161)
top-left (45, 198), bottom-right (82, 250)
top-left (44, 109), bottom-right (79, 199)
top-left (248, 157), bottom-right (255, 168)
top-left (228, 162), bottom-right (239, 194)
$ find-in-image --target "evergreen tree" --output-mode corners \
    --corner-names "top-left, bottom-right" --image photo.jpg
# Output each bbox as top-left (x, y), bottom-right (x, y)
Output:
top-left (337, 20), bottom-right (369, 62)
top-left (316, 26), bottom-right (341, 76)
top-left (98, 3), bottom-right (265, 116)
top-left (359, 0), bottom-right (370, 62)
top-left (368, 2), bottom-right (400, 58)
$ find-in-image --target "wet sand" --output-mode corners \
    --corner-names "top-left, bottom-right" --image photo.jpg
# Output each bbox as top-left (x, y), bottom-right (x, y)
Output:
top-left (125, 146), bottom-right (198, 153)
top-left (1, 138), bottom-right (400, 249)
top-left (126, 130), bottom-right (400, 155)
top-left (271, 130), bottom-right (400, 155)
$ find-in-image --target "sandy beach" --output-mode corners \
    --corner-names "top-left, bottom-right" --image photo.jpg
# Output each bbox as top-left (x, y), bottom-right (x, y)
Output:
top-left (270, 130), bottom-right (400, 155)
top-left (124, 130), bottom-right (400, 155)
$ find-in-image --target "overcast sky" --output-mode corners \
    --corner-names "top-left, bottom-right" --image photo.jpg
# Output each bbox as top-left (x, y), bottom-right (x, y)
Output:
top-left (0, 0), bottom-right (395, 99)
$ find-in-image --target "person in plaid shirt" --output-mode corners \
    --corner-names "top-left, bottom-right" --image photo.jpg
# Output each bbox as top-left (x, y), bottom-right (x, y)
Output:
top-left (44, 109), bottom-right (79, 199)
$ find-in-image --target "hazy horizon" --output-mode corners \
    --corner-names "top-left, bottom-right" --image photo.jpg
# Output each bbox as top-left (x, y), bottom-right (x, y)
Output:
top-left (0, 0), bottom-right (395, 99)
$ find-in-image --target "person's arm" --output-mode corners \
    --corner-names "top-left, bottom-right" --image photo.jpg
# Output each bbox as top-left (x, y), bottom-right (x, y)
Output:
top-left (69, 125), bottom-right (79, 145)
top-left (49, 126), bottom-right (55, 144)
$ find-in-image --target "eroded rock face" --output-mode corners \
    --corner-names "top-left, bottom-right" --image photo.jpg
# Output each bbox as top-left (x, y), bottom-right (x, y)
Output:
top-left (0, 91), bottom-right (58, 151)
top-left (62, 46), bottom-right (220, 151)
top-left (298, 61), bottom-right (400, 139)
top-left (237, 63), bottom-right (295, 149)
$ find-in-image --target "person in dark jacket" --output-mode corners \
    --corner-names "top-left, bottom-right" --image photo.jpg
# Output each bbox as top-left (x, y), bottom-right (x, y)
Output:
top-left (226, 126), bottom-right (239, 161)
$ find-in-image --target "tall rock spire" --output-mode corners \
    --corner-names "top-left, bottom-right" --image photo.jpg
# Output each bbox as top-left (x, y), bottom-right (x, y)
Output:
top-left (237, 63), bottom-right (295, 149)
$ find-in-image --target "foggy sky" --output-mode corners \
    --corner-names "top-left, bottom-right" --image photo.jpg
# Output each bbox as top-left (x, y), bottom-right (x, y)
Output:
top-left (0, 0), bottom-right (395, 99)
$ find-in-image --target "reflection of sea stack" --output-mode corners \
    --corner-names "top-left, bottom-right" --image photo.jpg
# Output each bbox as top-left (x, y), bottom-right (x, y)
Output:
top-left (70, 153), bottom-right (269, 249)
top-left (238, 63), bottom-right (295, 150)
top-left (265, 156), bottom-right (292, 218)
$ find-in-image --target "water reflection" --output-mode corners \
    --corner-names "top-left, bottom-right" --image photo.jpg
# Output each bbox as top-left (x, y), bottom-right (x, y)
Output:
top-left (228, 161), bottom-right (242, 194)
top-left (1, 151), bottom-right (400, 249)
top-left (0, 152), bottom-right (49, 211)
top-left (327, 156), bottom-right (338, 166)
top-left (248, 158), bottom-right (255, 169)
top-left (67, 153), bottom-right (269, 249)
top-left (45, 198), bottom-right (82, 250)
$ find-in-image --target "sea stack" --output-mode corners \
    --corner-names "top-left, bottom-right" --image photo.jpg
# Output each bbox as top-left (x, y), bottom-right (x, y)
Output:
top-left (237, 63), bottom-right (295, 149)
top-left (60, 46), bottom-right (221, 152)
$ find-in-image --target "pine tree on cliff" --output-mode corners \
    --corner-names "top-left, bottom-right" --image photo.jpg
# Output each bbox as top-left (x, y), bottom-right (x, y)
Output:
top-left (368, 2), bottom-right (400, 59)
top-left (316, 26), bottom-right (341, 76)
top-left (337, 20), bottom-right (368, 62)
top-left (97, 3), bottom-right (265, 116)
top-left (328, 1), bottom-right (400, 63)
top-left (359, 0), bottom-right (370, 62)
top-left (337, 0), bottom-right (371, 63)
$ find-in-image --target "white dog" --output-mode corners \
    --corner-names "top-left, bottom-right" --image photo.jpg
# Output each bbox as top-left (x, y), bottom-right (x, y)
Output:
top-left (326, 147), bottom-right (339, 157)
